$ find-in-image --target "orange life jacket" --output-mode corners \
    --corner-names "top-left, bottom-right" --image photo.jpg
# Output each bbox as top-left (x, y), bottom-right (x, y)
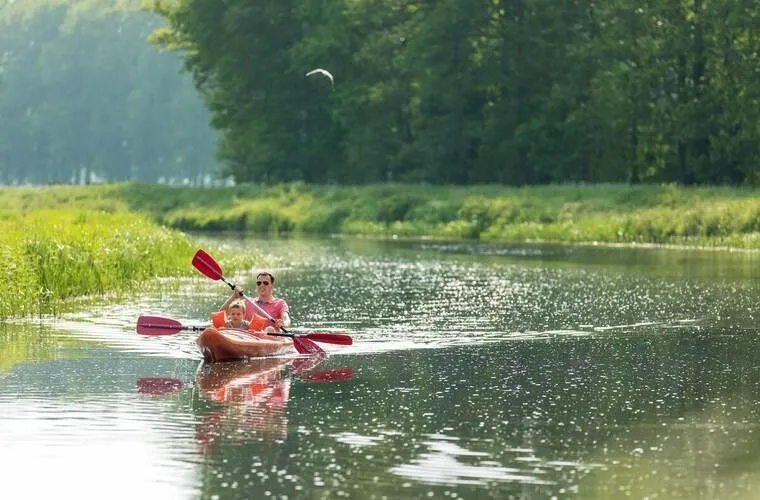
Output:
top-left (248, 313), bottom-right (271, 332)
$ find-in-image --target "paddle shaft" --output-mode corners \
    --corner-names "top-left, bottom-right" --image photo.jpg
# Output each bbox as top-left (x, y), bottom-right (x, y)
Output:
top-left (192, 248), bottom-right (347, 355)
top-left (221, 277), bottom-right (292, 334)
top-left (142, 322), bottom-right (204, 332)
top-left (137, 314), bottom-right (350, 345)
top-left (191, 248), bottom-right (290, 333)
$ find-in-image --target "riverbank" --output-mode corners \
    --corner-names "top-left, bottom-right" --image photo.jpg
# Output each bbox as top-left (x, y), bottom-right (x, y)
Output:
top-left (2, 182), bottom-right (759, 319)
top-left (7, 182), bottom-right (760, 246)
top-left (0, 206), bottom-right (256, 320)
top-left (0, 209), bottom-right (189, 319)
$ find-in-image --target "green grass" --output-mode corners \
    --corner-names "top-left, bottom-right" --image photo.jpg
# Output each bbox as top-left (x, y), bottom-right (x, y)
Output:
top-left (3, 181), bottom-right (760, 318)
top-left (0, 209), bottom-right (195, 319)
top-left (4, 182), bottom-right (760, 249)
top-left (0, 207), bottom-right (261, 320)
top-left (113, 182), bottom-right (760, 248)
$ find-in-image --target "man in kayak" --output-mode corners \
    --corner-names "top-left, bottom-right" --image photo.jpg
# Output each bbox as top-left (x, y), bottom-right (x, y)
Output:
top-left (220, 271), bottom-right (291, 332)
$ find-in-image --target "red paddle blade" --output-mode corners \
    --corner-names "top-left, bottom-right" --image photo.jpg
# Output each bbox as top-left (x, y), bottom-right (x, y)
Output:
top-left (304, 332), bottom-right (352, 345)
top-left (291, 352), bottom-right (329, 374)
top-left (137, 315), bottom-right (184, 336)
top-left (301, 368), bottom-right (353, 384)
top-left (294, 336), bottom-right (325, 355)
top-left (192, 249), bottom-right (224, 281)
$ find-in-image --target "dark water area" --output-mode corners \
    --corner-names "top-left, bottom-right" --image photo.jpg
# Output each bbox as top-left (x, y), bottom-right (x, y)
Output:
top-left (2, 237), bottom-right (760, 499)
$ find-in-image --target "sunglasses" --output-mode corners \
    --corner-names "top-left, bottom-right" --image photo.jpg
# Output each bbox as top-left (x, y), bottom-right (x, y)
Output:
top-left (256, 281), bottom-right (271, 286)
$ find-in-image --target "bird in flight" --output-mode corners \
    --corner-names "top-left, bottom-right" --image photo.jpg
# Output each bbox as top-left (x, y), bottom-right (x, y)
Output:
top-left (305, 68), bottom-right (334, 90)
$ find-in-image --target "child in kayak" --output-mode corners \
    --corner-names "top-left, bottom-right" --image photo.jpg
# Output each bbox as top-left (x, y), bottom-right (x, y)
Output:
top-left (221, 271), bottom-right (291, 333)
top-left (224, 300), bottom-right (249, 329)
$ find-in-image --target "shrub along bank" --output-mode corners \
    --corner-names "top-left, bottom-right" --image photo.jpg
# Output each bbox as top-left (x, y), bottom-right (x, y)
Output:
top-left (3, 182), bottom-right (760, 319)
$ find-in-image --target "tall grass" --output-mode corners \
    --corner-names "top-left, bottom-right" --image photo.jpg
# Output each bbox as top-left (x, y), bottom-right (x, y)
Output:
top-left (136, 182), bottom-right (760, 249)
top-left (3, 182), bottom-right (760, 255)
top-left (0, 210), bottom-right (195, 319)
top-left (3, 182), bottom-right (760, 319)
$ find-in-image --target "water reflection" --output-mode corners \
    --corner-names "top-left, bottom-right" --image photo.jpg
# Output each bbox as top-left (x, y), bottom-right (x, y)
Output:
top-left (195, 358), bottom-right (293, 451)
top-left (391, 435), bottom-right (557, 486)
top-left (4, 236), bottom-right (760, 498)
top-left (137, 377), bottom-right (185, 395)
top-left (134, 354), bottom-right (354, 458)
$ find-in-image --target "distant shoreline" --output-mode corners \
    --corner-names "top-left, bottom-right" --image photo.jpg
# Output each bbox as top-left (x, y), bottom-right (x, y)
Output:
top-left (3, 182), bottom-right (758, 319)
top-left (6, 182), bottom-right (760, 248)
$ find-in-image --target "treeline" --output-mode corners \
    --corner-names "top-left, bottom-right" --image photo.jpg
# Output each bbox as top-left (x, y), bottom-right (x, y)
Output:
top-left (152, 0), bottom-right (760, 186)
top-left (0, 0), bottom-right (217, 184)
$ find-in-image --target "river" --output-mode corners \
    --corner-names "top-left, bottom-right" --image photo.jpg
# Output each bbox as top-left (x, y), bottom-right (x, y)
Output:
top-left (2, 236), bottom-right (760, 499)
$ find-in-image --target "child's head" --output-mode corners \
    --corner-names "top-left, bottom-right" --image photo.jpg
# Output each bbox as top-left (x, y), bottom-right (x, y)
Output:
top-left (227, 300), bottom-right (246, 325)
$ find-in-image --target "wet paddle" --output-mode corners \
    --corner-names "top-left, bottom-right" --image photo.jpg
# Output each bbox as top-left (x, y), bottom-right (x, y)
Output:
top-left (136, 315), bottom-right (205, 335)
top-left (136, 315), bottom-right (350, 355)
top-left (191, 249), bottom-right (352, 352)
top-left (137, 314), bottom-right (316, 354)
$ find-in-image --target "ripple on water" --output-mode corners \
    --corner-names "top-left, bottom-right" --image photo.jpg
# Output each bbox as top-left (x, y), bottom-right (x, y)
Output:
top-left (6, 238), bottom-right (760, 499)
top-left (326, 430), bottom-right (605, 490)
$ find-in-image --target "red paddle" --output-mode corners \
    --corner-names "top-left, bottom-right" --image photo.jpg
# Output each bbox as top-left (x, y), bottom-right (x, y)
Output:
top-left (137, 314), bottom-right (314, 354)
top-left (136, 315), bottom-right (205, 336)
top-left (192, 249), bottom-right (353, 352)
top-left (136, 315), bottom-right (351, 355)
top-left (290, 353), bottom-right (353, 383)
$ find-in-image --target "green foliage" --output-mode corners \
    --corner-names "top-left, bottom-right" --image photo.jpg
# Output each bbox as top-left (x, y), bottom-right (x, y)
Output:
top-left (406, 199), bottom-right (458, 225)
top-left (165, 203), bottom-right (296, 233)
top-left (0, 240), bottom-right (37, 319)
top-left (6, 1), bottom-right (760, 187)
top-left (143, 0), bottom-right (760, 187)
top-left (0, 195), bottom-right (267, 320)
top-left (0, 0), bottom-right (216, 184)
top-left (6, 183), bottom-right (760, 251)
top-left (364, 192), bottom-right (425, 223)
top-left (0, 209), bottom-right (194, 319)
top-left (300, 205), bottom-right (352, 233)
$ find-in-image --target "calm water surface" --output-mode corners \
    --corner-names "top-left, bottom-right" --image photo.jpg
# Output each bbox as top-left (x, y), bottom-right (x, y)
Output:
top-left (2, 237), bottom-right (760, 499)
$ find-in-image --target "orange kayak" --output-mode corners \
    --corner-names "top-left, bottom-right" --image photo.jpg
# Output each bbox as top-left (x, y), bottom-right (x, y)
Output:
top-left (196, 327), bottom-right (293, 362)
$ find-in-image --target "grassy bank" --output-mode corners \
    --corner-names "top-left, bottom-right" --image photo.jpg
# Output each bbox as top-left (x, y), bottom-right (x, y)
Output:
top-left (0, 210), bottom-right (195, 319)
top-left (4, 183), bottom-right (760, 249)
top-left (3, 182), bottom-right (759, 318)
top-left (0, 207), bottom-right (259, 320)
top-left (126, 182), bottom-right (760, 248)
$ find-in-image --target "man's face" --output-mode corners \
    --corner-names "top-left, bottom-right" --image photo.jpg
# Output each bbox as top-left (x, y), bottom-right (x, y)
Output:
top-left (256, 275), bottom-right (273, 291)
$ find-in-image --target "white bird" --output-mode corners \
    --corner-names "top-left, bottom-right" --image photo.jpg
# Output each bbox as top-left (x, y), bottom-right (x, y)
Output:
top-left (305, 68), bottom-right (334, 90)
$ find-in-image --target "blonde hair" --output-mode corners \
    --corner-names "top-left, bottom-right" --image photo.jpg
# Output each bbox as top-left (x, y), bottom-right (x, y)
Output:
top-left (228, 300), bottom-right (246, 314)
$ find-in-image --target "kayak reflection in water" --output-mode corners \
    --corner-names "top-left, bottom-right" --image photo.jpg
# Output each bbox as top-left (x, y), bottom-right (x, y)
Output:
top-left (135, 355), bottom-right (353, 454)
top-left (195, 358), bottom-right (291, 453)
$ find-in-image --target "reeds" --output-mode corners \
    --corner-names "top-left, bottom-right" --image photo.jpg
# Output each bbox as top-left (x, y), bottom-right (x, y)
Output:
top-left (2, 182), bottom-right (760, 316)
top-left (146, 182), bottom-right (760, 248)
top-left (0, 209), bottom-right (194, 319)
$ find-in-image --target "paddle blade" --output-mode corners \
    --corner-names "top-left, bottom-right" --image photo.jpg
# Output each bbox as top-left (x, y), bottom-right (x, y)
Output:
top-left (293, 336), bottom-right (325, 355)
top-left (291, 352), bottom-right (329, 375)
top-left (137, 315), bottom-right (184, 336)
top-left (304, 332), bottom-right (352, 346)
top-left (192, 249), bottom-right (224, 281)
